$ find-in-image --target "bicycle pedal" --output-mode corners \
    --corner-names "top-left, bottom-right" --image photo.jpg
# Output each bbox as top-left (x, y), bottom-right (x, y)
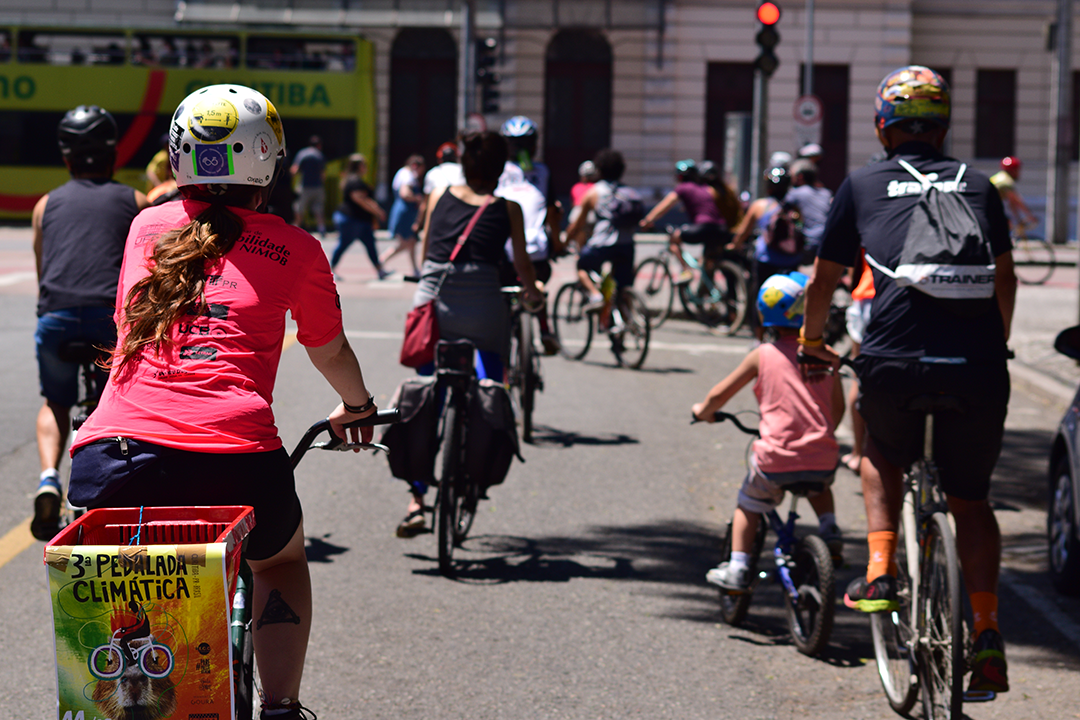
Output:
top-left (963, 690), bottom-right (997, 703)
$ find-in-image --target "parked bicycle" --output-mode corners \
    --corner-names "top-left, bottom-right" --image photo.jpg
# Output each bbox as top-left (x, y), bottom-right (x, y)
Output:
top-left (552, 269), bottom-right (650, 369)
top-left (633, 229), bottom-right (749, 333)
top-left (1010, 220), bottom-right (1055, 286)
top-left (695, 409), bottom-right (836, 656)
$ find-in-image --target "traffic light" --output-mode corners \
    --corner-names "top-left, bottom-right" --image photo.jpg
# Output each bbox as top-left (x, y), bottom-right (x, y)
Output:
top-left (754, 2), bottom-right (781, 77)
top-left (476, 37), bottom-right (500, 114)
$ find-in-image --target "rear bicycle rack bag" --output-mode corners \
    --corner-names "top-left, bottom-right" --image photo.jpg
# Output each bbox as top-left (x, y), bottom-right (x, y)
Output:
top-left (44, 505), bottom-right (255, 720)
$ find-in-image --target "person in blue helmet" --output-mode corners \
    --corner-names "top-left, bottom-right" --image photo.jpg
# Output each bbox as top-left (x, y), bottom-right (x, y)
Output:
top-left (692, 271), bottom-right (845, 590)
top-left (500, 115), bottom-right (550, 198)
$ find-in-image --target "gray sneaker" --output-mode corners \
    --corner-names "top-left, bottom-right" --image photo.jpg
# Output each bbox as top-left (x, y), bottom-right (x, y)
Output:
top-left (706, 562), bottom-right (750, 591)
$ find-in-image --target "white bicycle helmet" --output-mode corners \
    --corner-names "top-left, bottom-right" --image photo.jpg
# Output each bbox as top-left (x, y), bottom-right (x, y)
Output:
top-left (500, 115), bottom-right (537, 138)
top-left (169, 84), bottom-right (285, 189)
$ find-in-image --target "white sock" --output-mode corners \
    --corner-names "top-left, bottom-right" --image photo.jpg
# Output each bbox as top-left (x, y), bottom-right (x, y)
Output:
top-left (589, 293), bottom-right (603, 303)
top-left (729, 551), bottom-right (750, 571)
top-left (40, 468), bottom-right (59, 483)
top-left (818, 513), bottom-right (837, 532)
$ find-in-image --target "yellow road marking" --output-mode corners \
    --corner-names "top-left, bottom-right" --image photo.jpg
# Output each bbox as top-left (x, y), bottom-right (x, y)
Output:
top-left (0, 518), bottom-right (36, 571)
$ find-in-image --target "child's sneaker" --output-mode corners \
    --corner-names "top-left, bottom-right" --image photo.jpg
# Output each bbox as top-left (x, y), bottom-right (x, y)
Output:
top-left (31, 474), bottom-right (62, 541)
top-left (706, 562), bottom-right (750, 591)
top-left (844, 574), bottom-right (899, 612)
top-left (967, 629), bottom-right (1009, 694)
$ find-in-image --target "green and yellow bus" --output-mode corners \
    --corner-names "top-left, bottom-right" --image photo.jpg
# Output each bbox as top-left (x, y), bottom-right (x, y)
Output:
top-left (0, 26), bottom-right (376, 219)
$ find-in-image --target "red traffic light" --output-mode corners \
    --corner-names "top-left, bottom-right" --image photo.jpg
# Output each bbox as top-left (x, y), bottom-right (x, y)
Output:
top-left (757, 2), bottom-right (781, 25)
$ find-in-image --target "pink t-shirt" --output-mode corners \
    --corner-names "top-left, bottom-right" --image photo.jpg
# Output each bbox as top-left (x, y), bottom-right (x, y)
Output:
top-left (752, 336), bottom-right (838, 473)
top-left (73, 200), bottom-right (343, 454)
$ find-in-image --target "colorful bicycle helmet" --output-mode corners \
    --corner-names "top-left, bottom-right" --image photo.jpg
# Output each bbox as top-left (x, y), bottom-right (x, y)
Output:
top-left (1001, 156), bottom-right (1021, 177)
top-left (577, 159), bottom-right (597, 180)
top-left (57, 105), bottom-right (117, 163)
top-left (500, 115), bottom-right (538, 139)
top-left (874, 65), bottom-right (950, 131)
top-left (436, 141), bottom-right (458, 163)
top-left (169, 84), bottom-right (285, 189)
top-left (675, 159), bottom-right (699, 182)
top-left (757, 271), bottom-right (808, 328)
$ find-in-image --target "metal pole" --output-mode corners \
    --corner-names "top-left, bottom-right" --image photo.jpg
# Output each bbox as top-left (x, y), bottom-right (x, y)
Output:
top-left (750, 69), bottom-right (768, 199)
top-left (804, 0), bottom-right (814, 97)
top-left (457, 0), bottom-right (474, 132)
top-left (1048, 0), bottom-right (1072, 247)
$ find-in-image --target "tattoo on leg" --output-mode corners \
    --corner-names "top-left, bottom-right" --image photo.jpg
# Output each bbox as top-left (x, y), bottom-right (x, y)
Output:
top-left (257, 589), bottom-right (302, 629)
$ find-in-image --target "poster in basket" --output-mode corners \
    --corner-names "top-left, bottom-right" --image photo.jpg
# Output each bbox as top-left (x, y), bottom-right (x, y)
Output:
top-left (45, 543), bottom-right (232, 720)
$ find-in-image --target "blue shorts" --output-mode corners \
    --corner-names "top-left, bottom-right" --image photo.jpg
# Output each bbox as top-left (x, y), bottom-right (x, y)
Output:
top-left (388, 197), bottom-right (419, 239)
top-left (577, 243), bottom-right (635, 289)
top-left (36, 306), bottom-right (116, 407)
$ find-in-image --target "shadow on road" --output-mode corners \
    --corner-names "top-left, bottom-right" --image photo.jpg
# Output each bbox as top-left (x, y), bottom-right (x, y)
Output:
top-left (529, 425), bottom-right (640, 448)
top-left (992, 427), bottom-right (1055, 511)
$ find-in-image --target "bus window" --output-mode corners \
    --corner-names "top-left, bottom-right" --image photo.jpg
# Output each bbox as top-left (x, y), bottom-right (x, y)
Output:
top-left (247, 36), bottom-right (355, 72)
top-left (133, 33), bottom-right (238, 69)
top-left (16, 30), bottom-right (126, 65)
top-left (0, 31), bottom-right (10, 62)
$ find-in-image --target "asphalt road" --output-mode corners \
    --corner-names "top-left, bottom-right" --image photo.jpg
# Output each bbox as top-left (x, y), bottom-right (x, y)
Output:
top-left (0, 228), bottom-right (1078, 719)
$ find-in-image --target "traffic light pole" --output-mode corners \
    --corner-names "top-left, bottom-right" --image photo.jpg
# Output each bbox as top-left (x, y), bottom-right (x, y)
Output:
top-left (458, 0), bottom-right (475, 132)
top-left (750, 68), bottom-right (769, 199)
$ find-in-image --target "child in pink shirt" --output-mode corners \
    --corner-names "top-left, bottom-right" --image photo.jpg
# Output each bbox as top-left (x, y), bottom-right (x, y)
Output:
top-left (691, 271), bottom-right (845, 589)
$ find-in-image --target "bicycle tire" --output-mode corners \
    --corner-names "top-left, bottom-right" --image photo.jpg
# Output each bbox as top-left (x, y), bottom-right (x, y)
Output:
top-left (552, 282), bottom-right (593, 360)
top-left (519, 311), bottom-right (537, 442)
top-left (717, 518), bottom-right (765, 626)
top-left (611, 288), bottom-right (650, 369)
top-left (633, 256), bottom-right (674, 329)
top-left (918, 512), bottom-right (964, 720)
top-left (678, 260), bottom-right (747, 334)
top-left (1013, 237), bottom-right (1055, 285)
top-left (231, 559), bottom-right (255, 720)
top-left (88, 644), bottom-right (124, 680)
top-left (784, 534), bottom-right (836, 656)
top-left (453, 479), bottom-right (479, 546)
top-left (870, 490), bottom-right (919, 715)
top-left (437, 394), bottom-right (462, 577)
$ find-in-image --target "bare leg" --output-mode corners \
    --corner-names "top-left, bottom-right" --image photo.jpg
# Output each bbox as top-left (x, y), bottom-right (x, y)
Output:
top-left (731, 506), bottom-right (761, 554)
top-left (808, 488), bottom-right (836, 518)
top-left (861, 437), bottom-right (904, 534)
top-left (670, 230), bottom-right (690, 274)
top-left (37, 401), bottom-right (70, 473)
top-left (379, 236), bottom-right (408, 266)
top-left (250, 521), bottom-right (312, 708)
top-left (948, 496), bottom-right (1001, 596)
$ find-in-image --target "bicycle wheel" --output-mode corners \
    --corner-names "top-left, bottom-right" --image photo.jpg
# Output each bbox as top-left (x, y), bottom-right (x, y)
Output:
top-left (88, 645), bottom-right (124, 680)
top-left (679, 260), bottom-right (747, 334)
top-left (633, 256), bottom-right (674, 329)
top-left (784, 534), bottom-right (836, 656)
top-left (552, 282), bottom-right (593, 360)
top-left (518, 311), bottom-right (537, 442)
top-left (611, 288), bottom-right (650, 369)
top-left (717, 518), bottom-right (766, 626)
top-left (453, 479), bottom-right (479, 546)
top-left (1013, 237), bottom-right (1055, 285)
top-left (870, 491), bottom-right (919, 715)
top-left (231, 560), bottom-right (255, 720)
top-left (437, 393), bottom-right (463, 577)
top-left (918, 512), bottom-right (964, 720)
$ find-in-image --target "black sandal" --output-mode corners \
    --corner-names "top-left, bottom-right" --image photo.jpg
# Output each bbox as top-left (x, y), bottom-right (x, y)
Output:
top-left (395, 509), bottom-right (426, 538)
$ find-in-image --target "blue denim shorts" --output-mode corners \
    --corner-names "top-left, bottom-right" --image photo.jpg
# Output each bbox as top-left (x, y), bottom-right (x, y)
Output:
top-left (35, 306), bottom-right (116, 407)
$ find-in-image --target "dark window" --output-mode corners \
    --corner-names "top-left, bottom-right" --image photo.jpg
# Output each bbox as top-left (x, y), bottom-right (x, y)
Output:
top-left (704, 62), bottom-right (754, 183)
top-left (247, 36), bottom-right (354, 72)
top-left (975, 69), bottom-right (1016, 159)
top-left (389, 28), bottom-right (457, 175)
top-left (16, 30), bottom-right (127, 65)
top-left (130, 34), bottom-right (239, 69)
top-left (799, 64), bottom-right (849, 191)
top-left (544, 29), bottom-right (612, 200)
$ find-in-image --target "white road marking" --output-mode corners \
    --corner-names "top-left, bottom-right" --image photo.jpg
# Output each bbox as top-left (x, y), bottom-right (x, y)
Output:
top-left (0, 271), bottom-right (35, 287)
top-left (1000, 569), bottom-right (1080, 649)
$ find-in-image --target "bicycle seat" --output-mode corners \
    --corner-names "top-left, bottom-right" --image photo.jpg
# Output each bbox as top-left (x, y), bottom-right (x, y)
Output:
top-left (905, 393), bottom-right (965, 413)
top-left (782, 481), bottom-right (827, 496)
top-left (58, 339), bottom-right (108, 366)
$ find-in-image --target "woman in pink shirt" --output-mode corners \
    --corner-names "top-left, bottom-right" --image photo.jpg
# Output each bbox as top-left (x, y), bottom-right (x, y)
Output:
top-left (691, 271), bottom-right (845, 591)
top-left (68, 85), bottom-right (375, 720)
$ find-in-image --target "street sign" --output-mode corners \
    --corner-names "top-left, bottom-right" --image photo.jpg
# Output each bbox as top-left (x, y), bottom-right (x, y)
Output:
top-left (793, 94), bottom-right (822, 148)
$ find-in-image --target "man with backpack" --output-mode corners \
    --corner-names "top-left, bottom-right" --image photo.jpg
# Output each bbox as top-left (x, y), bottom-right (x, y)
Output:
top-left (799, 66), bottom-right (1016, 695)
top-left (565, 149), bottom-right (644, 315)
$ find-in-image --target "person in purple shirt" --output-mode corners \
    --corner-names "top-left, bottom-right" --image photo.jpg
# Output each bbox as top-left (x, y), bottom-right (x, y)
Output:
top-left (639, 159), bottom-right (727, 282)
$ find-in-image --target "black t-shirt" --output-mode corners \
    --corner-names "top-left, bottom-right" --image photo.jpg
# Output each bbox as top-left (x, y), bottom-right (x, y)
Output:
top-left (817, 142), bottom-right (1012, 362)
top-left (425, 191), bottom-right (510, 266)
top-left (337, 176), bottom-right (374, 222)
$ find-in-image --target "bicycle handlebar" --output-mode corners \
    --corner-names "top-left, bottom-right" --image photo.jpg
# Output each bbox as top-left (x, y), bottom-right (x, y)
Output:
top-left (289, 408), bottom-right (400, 469)
top-left (690, 410), bottom-right (761, 437)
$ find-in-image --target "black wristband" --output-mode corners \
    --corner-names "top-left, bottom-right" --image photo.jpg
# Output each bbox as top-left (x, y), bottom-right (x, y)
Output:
top-left (343, 394), bottom-right (375, 414)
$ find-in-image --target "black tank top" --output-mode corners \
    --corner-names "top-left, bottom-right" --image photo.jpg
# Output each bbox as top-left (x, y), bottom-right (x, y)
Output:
top-left (38, 178), bottom-right (140, 315)
top-left (425, 191), bottom-right (510, 266)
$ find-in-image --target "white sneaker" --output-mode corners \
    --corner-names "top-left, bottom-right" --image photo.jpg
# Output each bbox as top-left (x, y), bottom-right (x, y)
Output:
top-left (706, 562), bottom-right (750, 591)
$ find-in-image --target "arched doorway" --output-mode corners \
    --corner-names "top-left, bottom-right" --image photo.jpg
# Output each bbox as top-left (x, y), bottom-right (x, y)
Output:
top-left (389, 28), bottom-right (457, 176)
top-left (544, 29), bottom-right (612, 199)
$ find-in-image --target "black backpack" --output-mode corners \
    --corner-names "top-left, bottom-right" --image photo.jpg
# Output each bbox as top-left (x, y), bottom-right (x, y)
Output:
top-left (597, 183), bottom-right (646, 230)
top-left (380, 376), bottom-right (439, 484)
top-left (865, 159), bottom-right (995, 315)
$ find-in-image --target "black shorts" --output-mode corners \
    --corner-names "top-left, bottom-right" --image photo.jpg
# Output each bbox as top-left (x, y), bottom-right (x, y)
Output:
top-left (577, 243), bottom-right (635, 288)
top-left (74, 444), bottom-right (302, 561)
top-left (679, 222), bottom-right (724, 249)
top-left (854, 356), bottom-right (1010, 501)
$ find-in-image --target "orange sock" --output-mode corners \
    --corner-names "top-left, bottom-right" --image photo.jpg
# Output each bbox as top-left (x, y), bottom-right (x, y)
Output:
top-left (970, 592), bottom-right (999, 636)
top-left (867, 531), bottom-right (898, 581)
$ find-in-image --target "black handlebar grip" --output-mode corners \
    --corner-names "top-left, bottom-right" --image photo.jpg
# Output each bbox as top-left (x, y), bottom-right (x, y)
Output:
top-left (343, 408), bottom-right (400, 428)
